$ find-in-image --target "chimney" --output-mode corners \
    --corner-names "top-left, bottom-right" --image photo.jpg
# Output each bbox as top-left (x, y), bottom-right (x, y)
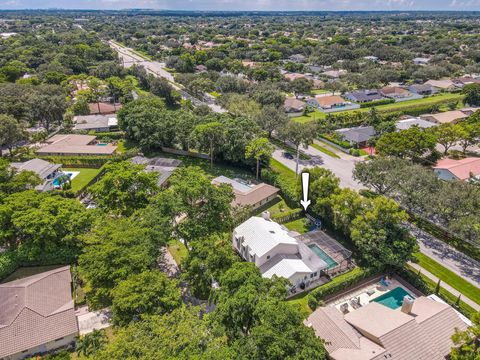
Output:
top-left (262, 211), bottom-right (271, 221)
top-left (401, 295), bottom-right (414, 314)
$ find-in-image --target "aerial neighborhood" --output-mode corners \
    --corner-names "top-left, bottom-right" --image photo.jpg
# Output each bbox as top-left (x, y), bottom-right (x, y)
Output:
top-left (0, 8), bottom-right (480, 360)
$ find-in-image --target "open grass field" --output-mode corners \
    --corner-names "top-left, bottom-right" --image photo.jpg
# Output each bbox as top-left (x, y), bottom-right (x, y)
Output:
top-left (63, 167), bottom-right (103, 193)
top-left (414, 252), bottom-right (480, 305)
top-left (292, 93), bottom-right (465, 123)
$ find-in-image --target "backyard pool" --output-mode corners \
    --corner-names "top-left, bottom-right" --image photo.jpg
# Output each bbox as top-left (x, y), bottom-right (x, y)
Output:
top-left (372, 287), bottom-right (413, 309)
top-left (53, 172), bottom-right (79, 186)
top-left (308, 244), bottom-right (338, 269)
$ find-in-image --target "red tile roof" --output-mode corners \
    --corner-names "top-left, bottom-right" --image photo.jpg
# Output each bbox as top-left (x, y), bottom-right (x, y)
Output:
top-left (434, 157), bottom-right (480, 180)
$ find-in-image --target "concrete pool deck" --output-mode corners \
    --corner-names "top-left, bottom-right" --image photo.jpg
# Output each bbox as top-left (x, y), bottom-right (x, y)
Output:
top-left (330, 278), bottom-right (414, 314)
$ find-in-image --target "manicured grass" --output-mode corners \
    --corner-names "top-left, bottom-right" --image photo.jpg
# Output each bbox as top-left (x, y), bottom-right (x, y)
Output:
top-left (63, 168), bottom-right (103, 193)
top-left (270, 158), bottom-right (296, 178)
top-left (209, 91), bottom-right (220, 97)
top-left (414, 252), bottom-right (480, 305)
top-left (288, 292), bottom-right (313, 318)
top-left (168, 239), bottom-right (188, 266)
top-left (292, 93), bottom-right (464, 123)
top-left (283, 218), bottom-right (310, 234)
top-left (311, 89), bottom-right (330, 95)
top-left (292, 109), bottom-right (327, 123)
top-left (254, 196), bottom-right (294, 217)
top-left (311, 142), bottom-right (340, 158)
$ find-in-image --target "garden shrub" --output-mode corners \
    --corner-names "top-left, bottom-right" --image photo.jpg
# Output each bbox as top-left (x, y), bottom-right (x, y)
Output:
top-left (359, 98), bottom-right (395, 108)
top-left (0, 251), bottom-right (19, 281)
top-left (309, 267), bottom-right (379, 303)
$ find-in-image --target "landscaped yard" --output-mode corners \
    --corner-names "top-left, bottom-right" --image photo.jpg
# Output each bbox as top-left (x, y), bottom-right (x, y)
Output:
top-left (63, 168), bottom-right (103, 193)
top-left (292, 93), bottom-right (464, 123)
top-left (283, 218), bottom-right (310, 234)
top-left (167, 239), bottom-right (188, 266)
top-left (414, 252), bottom-right (480, 305)
top-left (254, 196), bottom-right (294, 217)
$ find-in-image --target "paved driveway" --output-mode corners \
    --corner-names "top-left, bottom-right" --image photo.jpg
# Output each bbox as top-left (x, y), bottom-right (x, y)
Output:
top-left (76, 306), bottom-right (112, 335)
top-left (272, 142), bottom-right (363, 190)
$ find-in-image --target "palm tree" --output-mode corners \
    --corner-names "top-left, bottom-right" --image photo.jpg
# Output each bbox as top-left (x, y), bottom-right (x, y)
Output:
top-left (76, 330), bottom-right (107, 357)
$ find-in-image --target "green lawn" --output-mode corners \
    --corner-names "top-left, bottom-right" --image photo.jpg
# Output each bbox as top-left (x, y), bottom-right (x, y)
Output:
top-left (311, 89), bottom-right (330, 95)
top-left (63, 168), bottom-right (103, 193)
top-left (269, 158), bottom-right (296, 179)
top-left (288, 291), bottom-right (313, 318)
top-left (254, 196), bottom-right (294, 217)
top-left (292, 93), bottom-right (464, 123)
top-left (283, 218), bottom-right (310, 234)
top-left (414, 252), bottom-right (480, 305)
top-left (311, 142), bottom-right (340, 158)
top-left (167, 239), bottom-right (189, 266)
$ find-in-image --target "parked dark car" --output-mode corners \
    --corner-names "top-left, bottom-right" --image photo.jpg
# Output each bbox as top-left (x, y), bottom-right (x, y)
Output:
top-left (283, 151), bottom-right (294, 159)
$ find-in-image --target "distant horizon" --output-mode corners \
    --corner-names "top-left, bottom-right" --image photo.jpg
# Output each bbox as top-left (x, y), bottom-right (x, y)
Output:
top-left (1, 0), bottom-right (480, 12)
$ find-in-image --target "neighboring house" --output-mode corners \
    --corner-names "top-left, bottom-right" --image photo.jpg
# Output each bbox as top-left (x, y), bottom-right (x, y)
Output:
top-left (363, 56), bottom-right (379, 62)
top-left (36, 134), bottom-right (117, 156)
top-left (284, 97), bottom-right (306, 113)
top-left (420, 110), bottom-right (469, 124)
top-left (413, 57), bottom-right (430, 65)
top-left (10, 158), bottom-right (62, 192)
top-left (454, 76), bottom-right (480, 87)
top-left (232, 215), bottom-right (328, 286)
top-left (311, 79), bottom-right (325, 89)
top-left (395, 118), bottom-right (438, 131)
top-left (344, 90), bottom-right (383, 103)
top-left (212, 176), bottom-right (280, 210)
top-left (284, 73), bottom-right (306, 81)
top-left (73, 115), bottom-right (118, 132)
top-left (195, 64), bottom-right (207, 73)
top-left (323, 69), bottom-right (347, 79)
top-left (131, 156), bottom-right (182, 187)
top-left (308, 95), bottom-right (348, 110)
top-left (88, 102), bottom-right (122, 115)
top-left (289, 54), bottom-right (306, 63)
top-left (433, 157), bottom-right (480, 181)
top-left (408, 83), bottom-right (437, 95)
top-left (424, 79), bottom-right (458, 91)
top-left (306, 296), bottom-right (468, 360)
top-left (335, 126), bottom-right (376, 147)
top-left (0, 267), bottom-right (79, 360)
top-left (380, 86), bottom-right (411, 99)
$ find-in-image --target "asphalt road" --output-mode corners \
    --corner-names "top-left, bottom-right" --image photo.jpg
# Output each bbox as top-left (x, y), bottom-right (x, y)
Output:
top-left (272, 141), bottom-right (363, 190)
top-left (109, 41), bottom-right (227, 113)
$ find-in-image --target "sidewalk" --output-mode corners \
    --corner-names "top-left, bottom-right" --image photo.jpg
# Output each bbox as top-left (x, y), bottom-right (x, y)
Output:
top-left (408, 262), bottom-right (480, 311)
top-left (408, 223), bottom-right (480, 288)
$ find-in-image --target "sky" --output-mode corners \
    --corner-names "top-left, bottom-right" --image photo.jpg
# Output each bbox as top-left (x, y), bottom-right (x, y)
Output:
top-left (0, 0), bottom-right (480, 11)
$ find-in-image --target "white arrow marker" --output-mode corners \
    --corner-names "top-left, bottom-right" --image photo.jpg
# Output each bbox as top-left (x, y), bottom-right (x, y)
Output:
top-left (300, 172), bottom-right (311, 211)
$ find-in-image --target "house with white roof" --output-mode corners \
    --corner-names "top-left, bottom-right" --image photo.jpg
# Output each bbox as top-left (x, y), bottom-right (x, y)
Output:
top-left (232, 215), bottom-right (328, 286)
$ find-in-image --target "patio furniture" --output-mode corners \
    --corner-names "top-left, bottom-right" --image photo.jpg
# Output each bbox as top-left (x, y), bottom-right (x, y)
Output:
top-left (340, 303), bottom-right (349, 314)
top-left (367, 289), bottom-right (375, 296)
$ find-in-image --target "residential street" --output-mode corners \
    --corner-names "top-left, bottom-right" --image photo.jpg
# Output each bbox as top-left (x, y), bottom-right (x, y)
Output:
top-left (408, 223), bottom-right (480, 288)
top-left (272, 141), bottom-right (363, 190)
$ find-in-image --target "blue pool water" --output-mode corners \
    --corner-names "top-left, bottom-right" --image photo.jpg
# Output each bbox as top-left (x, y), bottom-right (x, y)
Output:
top-left (96, 143), bottom-right (108, 146)
top-left (308, 244), bottom-right (338, 269)
top-left (373, 287), bottom-right (413, 309)
top-left (53, 173), bottom-right (73, 186)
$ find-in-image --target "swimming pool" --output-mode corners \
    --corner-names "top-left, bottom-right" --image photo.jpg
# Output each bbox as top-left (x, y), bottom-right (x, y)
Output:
top-left (308, 244), bottom-right (338, 269)
top-left (53, 173), bottom-right (73, 186)
top-left (373, 287), bottom-right (413, 309)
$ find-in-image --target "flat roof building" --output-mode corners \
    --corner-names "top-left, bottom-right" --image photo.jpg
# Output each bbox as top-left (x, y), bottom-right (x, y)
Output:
top-left (36, 134), bottom-right (117, 156)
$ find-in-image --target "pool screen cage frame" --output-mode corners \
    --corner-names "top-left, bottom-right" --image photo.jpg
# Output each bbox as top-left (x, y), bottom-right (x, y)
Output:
top-left (296, 230), bottom-right (353, 277)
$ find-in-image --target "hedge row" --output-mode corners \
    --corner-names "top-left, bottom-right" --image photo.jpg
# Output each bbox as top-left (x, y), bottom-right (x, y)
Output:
top-left (359, 98), bottom-right (395, 108)
top-left (271, 208), bottom-right (303, 223)
top-left (319, 133), bottom-right (351, 149)
top-left (307, 267), bottom-right (379, 310)
top-left (21, 148), bottom-right (138, 168)
top-left (0, 247), bottom-right (79, 282)
top-left (397, 266), bottom-right (476, 318)
top-left (87, 131), bottom-right (126, 140)
top-left (262, 162), bottom-right (297, 208)
top-left (378, 97), bottom-right (462, 117)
